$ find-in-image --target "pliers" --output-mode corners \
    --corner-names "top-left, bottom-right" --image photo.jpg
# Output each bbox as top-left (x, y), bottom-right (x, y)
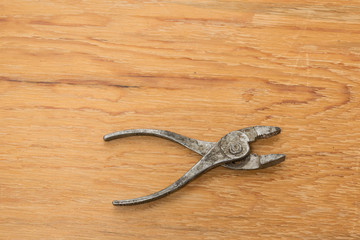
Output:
top-left (104, 126), bottom-right (285, 206)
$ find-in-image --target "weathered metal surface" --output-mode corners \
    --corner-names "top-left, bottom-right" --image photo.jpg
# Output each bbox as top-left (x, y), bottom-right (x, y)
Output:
top-left (104, 126), bottom-right (285, 206)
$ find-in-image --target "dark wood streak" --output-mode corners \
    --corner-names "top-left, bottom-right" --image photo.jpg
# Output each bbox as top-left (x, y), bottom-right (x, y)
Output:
top-left (0, 77), bottom-right (139, 89)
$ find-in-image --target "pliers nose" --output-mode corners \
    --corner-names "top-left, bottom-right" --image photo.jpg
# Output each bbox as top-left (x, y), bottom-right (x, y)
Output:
top-left (224, 154), bottom-right (286, 170)
top-left (224, 126), bottom-right (285, 170)
top-left (239, 125), bottom-right (281, 142)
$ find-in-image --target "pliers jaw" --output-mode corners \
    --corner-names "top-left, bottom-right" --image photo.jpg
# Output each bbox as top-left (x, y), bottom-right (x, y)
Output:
top-left (223, 126), bottom-right (284, 170)
top-left (224, 153), bottom-right (285, 170)
top-left (240, 126), bottom-right (281, 142)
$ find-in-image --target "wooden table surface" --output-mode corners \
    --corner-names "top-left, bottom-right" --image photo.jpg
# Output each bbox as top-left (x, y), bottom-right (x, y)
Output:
top-left (1, 1), bottom-right (360, 239)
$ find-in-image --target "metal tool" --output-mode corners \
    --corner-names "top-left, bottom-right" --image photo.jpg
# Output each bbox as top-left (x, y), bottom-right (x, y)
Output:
top-left (104, 126), bottom-right (285, 206)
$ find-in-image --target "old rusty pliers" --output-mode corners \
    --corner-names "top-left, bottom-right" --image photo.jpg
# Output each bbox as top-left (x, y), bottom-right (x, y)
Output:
top-left (104, 126), bottom-right (285, 205)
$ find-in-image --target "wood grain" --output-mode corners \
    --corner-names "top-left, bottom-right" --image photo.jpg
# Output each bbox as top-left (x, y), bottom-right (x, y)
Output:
top-left (1, 0), bottom-right (359, 239)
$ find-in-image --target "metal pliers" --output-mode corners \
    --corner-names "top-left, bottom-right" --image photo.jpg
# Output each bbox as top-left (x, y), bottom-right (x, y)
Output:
top-left (104, 126), bottom-right (285, 206)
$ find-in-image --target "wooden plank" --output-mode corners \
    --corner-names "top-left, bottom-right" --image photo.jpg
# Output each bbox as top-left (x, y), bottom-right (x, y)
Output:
top-left (0, 0), bottom-right (359, 239)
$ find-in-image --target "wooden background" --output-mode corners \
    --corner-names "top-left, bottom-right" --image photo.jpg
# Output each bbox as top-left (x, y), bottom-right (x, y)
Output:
top-left (1, 0), bottom-right (359, 239)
